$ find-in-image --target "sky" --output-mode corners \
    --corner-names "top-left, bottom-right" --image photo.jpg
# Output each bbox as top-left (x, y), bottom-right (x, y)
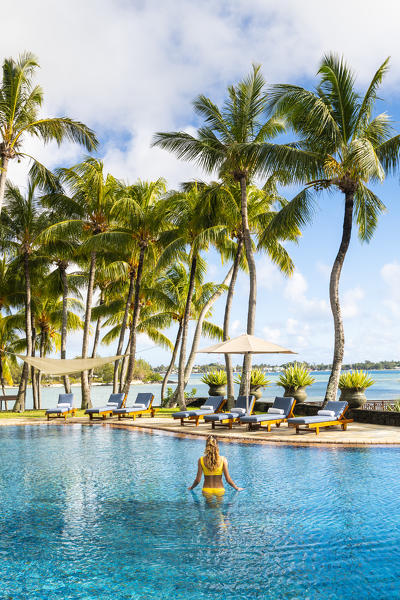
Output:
top-left (2, 0), bottom-right (400, 366)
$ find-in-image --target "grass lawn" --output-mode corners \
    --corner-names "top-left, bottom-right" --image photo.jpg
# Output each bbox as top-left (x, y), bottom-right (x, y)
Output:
top-left (0, 407), bottom-right (181, 419)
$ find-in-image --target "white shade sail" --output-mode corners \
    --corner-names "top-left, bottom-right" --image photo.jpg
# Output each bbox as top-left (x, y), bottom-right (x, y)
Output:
top-left (16, 355), bottom-right (125, 376)
top-left (198, 334), bottom-right (296, 355)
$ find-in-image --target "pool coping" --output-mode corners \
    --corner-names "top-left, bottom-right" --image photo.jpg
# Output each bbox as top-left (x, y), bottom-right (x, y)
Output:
top-left (2, 417), bottom-right (400, 448)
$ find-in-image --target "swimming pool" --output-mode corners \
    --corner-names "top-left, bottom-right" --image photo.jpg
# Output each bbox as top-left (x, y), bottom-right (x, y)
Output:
top-left (1, 425), bottom-right (399, 599)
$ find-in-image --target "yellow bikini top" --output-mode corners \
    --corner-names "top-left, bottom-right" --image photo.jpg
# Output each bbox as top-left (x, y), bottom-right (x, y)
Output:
top-left (201, 456), bottom-right (224, 476)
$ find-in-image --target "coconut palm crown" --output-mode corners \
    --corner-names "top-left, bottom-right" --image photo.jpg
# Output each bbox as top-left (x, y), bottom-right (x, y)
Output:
top-left (0, 53), bottom-right (98, 214)
top-left (254, 54), bottom-right (400, 404)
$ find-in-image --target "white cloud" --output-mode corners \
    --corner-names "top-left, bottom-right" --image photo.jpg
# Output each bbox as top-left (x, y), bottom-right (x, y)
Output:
top-left (342, 287), bottom-right (365, 319)
top-left (284, 272), bottom-right (329, 318)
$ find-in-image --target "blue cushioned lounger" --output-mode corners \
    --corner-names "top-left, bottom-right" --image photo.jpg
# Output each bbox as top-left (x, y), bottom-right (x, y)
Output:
top-left (46, 393), bottom-right (75, 421)
top-left (240, 396), bottom-right (295, 431)
top-left (113, 393), bottom-right (156, 419)
top-left (173, 396), bottom-right (225, 426)
top-left (287, 400), bottom-right (352, 435)
top-left (85, 393), bottom-right (126, 420)
top-left (204, 395), bottom-right (255, 429)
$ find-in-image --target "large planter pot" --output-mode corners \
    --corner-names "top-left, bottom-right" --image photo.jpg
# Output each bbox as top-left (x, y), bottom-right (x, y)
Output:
top-left (283, 386), bottom-right (308, 404)
top-left (250, 385), bottom-right (264, 400)
top-left (339, 388), bottom-right (367, 409)
top-left (208, 384), bottom-right (227, 397)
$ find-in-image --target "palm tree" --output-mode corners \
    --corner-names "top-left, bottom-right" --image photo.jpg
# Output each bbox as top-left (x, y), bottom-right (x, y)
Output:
top-left (90, 179), bottom-right (167, 394)
top-left (31, 291), bottom-right (83, 407)
top-left (0, 315), bottom-right (19, 397)
top-left (0, 52), bottom-right (98, 214)
top-left (157, 183), bottom-right (225, 409)
top-left (2, 181), bottom-right (51, 411)
top-left (153, 64), bottom-right (285, 387)
top-left (153, 261), bottom-right (226, 405)
top-left (41, 158), bottom-right (118, 408)
top-left (258, 54), bottom-right (400, 402)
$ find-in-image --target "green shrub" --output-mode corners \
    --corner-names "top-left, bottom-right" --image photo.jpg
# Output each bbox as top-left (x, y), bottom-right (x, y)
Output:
top-left (235, 369), bottom-right (270, 387)
top-left (201, 370), bottom-right (227, 386)
top-left (161, 386), bottom-right (197, 408)
top-left (338, 370), bottom-right (374, 391)
top-left (277, 363), bottom-right (316, 390)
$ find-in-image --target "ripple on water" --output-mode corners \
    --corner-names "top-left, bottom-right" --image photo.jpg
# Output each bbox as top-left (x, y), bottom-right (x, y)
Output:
top-left (0, 426), bottom-right (399, 599)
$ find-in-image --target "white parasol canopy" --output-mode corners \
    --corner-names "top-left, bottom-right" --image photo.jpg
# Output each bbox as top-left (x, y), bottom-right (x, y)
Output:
top-left (16, 355), bottom-right (125, 376)
top-left (198, 334), bottom-right (296, 412)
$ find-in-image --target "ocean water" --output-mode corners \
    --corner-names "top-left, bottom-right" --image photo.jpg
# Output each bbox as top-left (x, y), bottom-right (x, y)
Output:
top-left (7, 369), bottom-right (400, 409)
top-left (0, 425), bottom-right (399, 599)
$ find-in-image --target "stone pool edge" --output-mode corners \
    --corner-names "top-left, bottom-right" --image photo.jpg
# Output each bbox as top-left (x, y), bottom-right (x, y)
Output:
top-left (1, 417), bottom-right (400, 448)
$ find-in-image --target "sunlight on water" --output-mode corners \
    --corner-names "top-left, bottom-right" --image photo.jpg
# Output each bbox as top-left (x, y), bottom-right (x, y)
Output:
top-left (0, 425), bottom-right (399, 599)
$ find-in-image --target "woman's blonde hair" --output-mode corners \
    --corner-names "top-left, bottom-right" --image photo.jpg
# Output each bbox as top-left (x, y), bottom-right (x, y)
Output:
top-left (204, 435), bottom-right (220, 471)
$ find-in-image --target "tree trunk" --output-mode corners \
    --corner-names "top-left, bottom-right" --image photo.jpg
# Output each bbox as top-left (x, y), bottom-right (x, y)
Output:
top-left (59, 264), bottom-right (71, 394)
top-left (0, 360), bottom-right (6, 396)
top-left (88, 290), bottom-right (104, 387)
top-left (31, 321), bottom-right (38, 410)
top-left (176, 254), bottom-right (197, 410)
top-left (113, 268), bottom-right (135, 393)
top-left (183, 265), bottom-right (233, 384)
top-left (224, 239), bottom-right (243, 408)
top-left (162, 322), bottom-right (182, 407)
top-left (324, 191), bottom-right (354, 405)
top-left (239, 176), bottom-right (257, 394)
top-left (119, 336), bottom-right (131, 392)
top-left (123, 246), bottom-right (146, 394)
top-left (13, 253), bottom-right (32, 412)
top-left (80, 252), bottom-right (97, 409)
top-left (0, 155), bottom-right (9, 216)
top-left (37, 335), bottom-right (45, 410)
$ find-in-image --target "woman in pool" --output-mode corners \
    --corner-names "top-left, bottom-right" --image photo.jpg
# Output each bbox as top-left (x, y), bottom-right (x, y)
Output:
top-left (188, 435), bottom-right (243, 496)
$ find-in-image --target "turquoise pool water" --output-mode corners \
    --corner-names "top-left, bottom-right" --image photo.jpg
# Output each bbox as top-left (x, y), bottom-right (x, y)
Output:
top-left (1, 425), bottom-right (399, 599)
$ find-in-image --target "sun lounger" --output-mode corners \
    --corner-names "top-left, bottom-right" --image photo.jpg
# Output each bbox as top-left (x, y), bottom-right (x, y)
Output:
top-left (240, 396), bottom-right (296, 431)
top-left (46, 393), bottom-right (76, 421)
top-left (85, 393), bottom-right (126, 420)
top-left (113, 393), bottom-right (156, 419)
top-left (203, 395), bottom-right (256, 429)
top-left (287, 400), bottom-right (353, 435)
top-left (173, 396), bottom-right (226, 426)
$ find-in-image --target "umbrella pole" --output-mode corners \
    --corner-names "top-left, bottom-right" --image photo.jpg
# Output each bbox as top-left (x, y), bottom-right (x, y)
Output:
top-left (245, 352), bottom-right (251, 414)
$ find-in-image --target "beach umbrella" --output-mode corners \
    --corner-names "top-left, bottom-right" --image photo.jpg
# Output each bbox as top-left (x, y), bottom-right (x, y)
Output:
top-left (198, 333), bottom-right (296, 412)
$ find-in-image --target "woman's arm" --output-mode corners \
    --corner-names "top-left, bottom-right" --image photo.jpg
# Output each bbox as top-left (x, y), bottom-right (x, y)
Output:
top-left (188, 458), bottom-right (203, 490)
top-left (223, 457), bottom-right (243, 491)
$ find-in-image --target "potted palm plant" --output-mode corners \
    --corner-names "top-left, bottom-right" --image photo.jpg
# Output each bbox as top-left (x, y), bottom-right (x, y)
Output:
top-left (201, 370), bottom-right (227, 397)
top-left (277, 363), bottom-right (316, 404)
top-left (338, 370), bottom-right (374, 408)
top-left (235, 369), bottom-right (270, 400)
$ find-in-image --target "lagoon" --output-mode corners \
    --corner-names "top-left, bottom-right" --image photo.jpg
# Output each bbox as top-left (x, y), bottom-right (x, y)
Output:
top-left (8, 370), bottom-right (400, 410)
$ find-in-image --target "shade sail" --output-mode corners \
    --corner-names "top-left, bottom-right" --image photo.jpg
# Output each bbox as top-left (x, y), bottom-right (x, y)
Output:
top-left (198, 334), bottom-right (296, 355)
top-left (16, 355), bottom-right (125, 375)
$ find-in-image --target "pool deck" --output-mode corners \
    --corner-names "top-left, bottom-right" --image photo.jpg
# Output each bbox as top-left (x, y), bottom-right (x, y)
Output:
top-left (2, 416), bottom-right (400, 446)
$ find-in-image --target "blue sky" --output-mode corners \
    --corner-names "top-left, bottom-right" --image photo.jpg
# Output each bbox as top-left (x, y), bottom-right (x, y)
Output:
top-left (3, 0), bottom-right (400, 365)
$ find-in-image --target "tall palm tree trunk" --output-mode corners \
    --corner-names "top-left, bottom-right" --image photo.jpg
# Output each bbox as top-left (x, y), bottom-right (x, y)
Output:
top-left (13, 253), bottom-right (32, 412)
top-left (59, 263), bottom-right (71, 394)
top-left (119, 336), bottom-right (131, 392)
top-left (324, 191), bottom-right (354, 405)
top-left (162, 322), bottom-right (182, 406)
top-left (176, 254), bottom-right (197, 410)
top-left (123, 247), bottom-right (146, 394)
top-left (223, 239), bottom-right (243, 408)
top-left (0, 360), bottom-right (6, 396)
top-left (0, 156), bottom-right (9, 216)
top-left (239, 176), bottom-right (257, 394)
top-left (113, 269), bottom-right (135, 393)
top-left (37, 335), bottom-right (45, 409)
top-left (88, 291), bottom-right (104, 387)
top-left (31, 321), bottom-right (38, 410)
top-left (183, 265), bottom-right (233, 384)
top-left (80, 252), bottom-right (97, 409)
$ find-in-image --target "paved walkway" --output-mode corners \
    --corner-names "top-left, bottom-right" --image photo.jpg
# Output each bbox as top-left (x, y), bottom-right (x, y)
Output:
top-left (2, 416), bottom-right (400, 446)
